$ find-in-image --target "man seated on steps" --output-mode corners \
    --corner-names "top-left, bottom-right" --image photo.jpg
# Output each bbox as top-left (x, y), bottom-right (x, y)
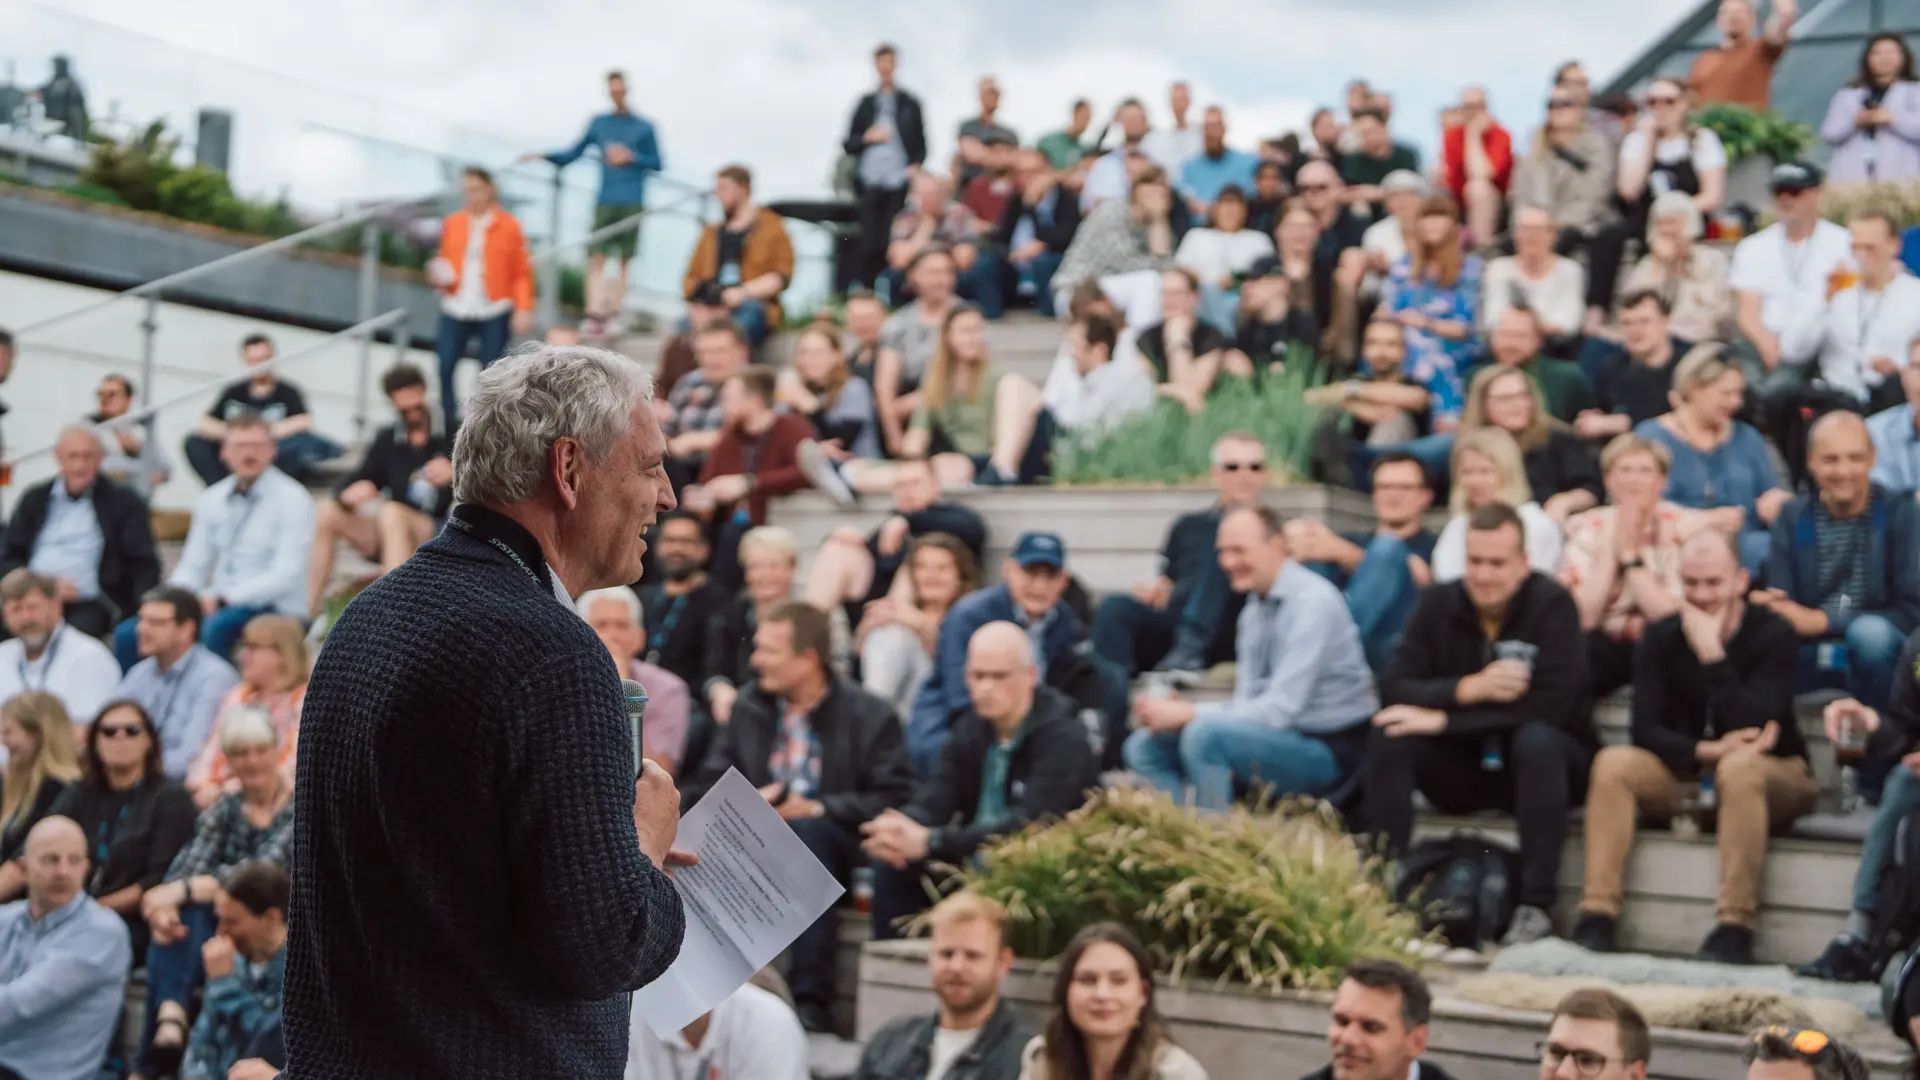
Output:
top-left (1573, 528), bottom-right (1816, 965)
top-left (681, 367), bottom-right (820, 591)
top-left (1538, 989), bottom-right (1653, 1080)
top-left (1798, 626), bottom-right (1920, 983)
top-left (1297, 960), bottom-right (1461, 1080)
top-left (1366, 501), bottom-right (1594, 947)
top-left (802, 456), bottom-right (987, 624)
top-left (0, 425), bottom-right (159, 639)
top-left (115, 414), bottom-right (314, 671)
top-left (576, 588), bottom-right (693, 779)
top-left (1125, 505), bottom-right (1377, 811)
top-left (1740, 1025), bottom-right (1873, 1080)
top-left (660, 319), bottom-right (751, 494)
top-left (683, 600), bottom-right (914, 1033)
top-left (863, 622), bottom-right (1101, 938)
top-left (1759, 412), bottom-right (1920, 722)
top-left (1284, 452), bottom-right (1438, 673)
top-left (306, 363), bottom-right (452, 614)
top-left (1091, 431), bottom-right (1267, 681)
top-left (114, 587), bottom-right (240, 777)
top-left (633, 511), bottom-right (729, 695)
top-left (0, 570), bottom-right (123, 737)
top-left (184, 333), bottom-right (342, 487)
top-left (852, 891), bottom-right (1030, 1080)
top-left (1039, 310), bottom-right (1155, 440)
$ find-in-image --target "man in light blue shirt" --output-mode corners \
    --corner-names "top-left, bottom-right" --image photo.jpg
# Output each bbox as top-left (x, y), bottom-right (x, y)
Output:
top-left (1867, 364), bottom-right (1920, 495)
top-left (1081, 99), bottom-right (1151, 212)
top-left (115, 587), bottom-right (241, 776)
top-left (1178, 107), bottom-right (1260, 217)
top-left (0, 816), bottom-right (132, 1080)
top-left (114, 413), bottom-right (314, 670)
top-left (1125, 505), bottom-right (1378, 810)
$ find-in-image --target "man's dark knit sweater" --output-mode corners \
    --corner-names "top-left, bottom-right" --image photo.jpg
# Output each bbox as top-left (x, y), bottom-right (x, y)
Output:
top-left (285, 505), bottom-right (685, 1080)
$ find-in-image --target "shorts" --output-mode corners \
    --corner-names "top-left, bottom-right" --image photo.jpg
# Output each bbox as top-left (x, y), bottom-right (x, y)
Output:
top-left (591, 203), bottom-right (645, 260)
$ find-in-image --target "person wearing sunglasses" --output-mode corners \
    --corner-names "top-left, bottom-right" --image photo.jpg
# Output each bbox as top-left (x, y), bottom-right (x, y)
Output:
top-left (39, 700), bottom-right (195, 963)
top-left (1741, 1026), bottom-right (1870, 1080)
top-left (1728, 161), bottom-right (1854, 411)
top-left (1510, 89), bottom-right (1618, 267)
top-left (1536, 988), bottom-right (1650, 1080)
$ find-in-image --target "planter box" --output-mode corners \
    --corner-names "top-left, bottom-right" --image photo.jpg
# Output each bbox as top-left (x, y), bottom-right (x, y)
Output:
top-left (857, 940), bottom-right (1910, 1080)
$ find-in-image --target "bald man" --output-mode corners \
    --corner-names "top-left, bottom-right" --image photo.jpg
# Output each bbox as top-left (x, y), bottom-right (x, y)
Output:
top-left (0, 817), bottom-right (132, 1080)
top-left (860, 621), bottom-right (1099, 939)
top-left (1757, 411), bottom-right (1920, 713)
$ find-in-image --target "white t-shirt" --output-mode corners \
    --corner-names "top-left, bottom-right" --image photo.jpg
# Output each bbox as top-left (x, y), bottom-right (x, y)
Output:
top-left (1818, 271), bottom-right (1920, 403)
top-left (1142, 126), bottom-right (1204, 174)
top-left (1618, 128), bottom-right (1728, 181)
top-left (1174, 228), bottom-right (1274, 288)
top-left (624, 983), bottom-right (808, 1080)
top-left (926, 1026), bottom-right (983, 1080)
top-left (1431, 503), bottom-right (1565, 583)
top-left (1480, 256), bottom-right (1588, 336)
top-left (1041, 344), bottom-right (1157, 434)
top-left (0, 624), bottom-right (123, 764)
top-left (1729, 219), bottom-right (1857, 364)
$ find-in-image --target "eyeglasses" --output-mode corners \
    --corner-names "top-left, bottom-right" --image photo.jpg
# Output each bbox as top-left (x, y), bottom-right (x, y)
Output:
top-left (1299, 183), bottom-right (1333, 193)
top-left (97, 725), bottom-right (146, 739)
top-left (1537, 1042), bottom-right (1621, 1077)
top-left (1220, 462), bottom-right (1267, 473)
top-left (1647, 95), bottom-right (1683, 106)
top-left (1752, 1026), bottom-right (1833, 1059)
top-left (1547, 98), bottom-right (1578, 109)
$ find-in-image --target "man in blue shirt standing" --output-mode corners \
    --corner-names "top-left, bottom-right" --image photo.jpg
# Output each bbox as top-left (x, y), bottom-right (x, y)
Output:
top-left (528, 70), bottom-right (664, 338)
top-left (1179, 106), bottom-right (1260, 220)
top-left (0, 816), bottom-right (132, 1080)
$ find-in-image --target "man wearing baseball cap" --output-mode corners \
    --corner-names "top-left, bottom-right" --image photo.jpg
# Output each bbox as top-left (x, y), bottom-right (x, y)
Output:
top-left (903, 530), bottom-right (1123, 775)
top-left (1728, 160), bottom-right (1854, 409)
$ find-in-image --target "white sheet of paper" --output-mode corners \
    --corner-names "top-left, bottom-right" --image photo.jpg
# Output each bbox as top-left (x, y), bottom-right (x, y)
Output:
top-left (632, 766), bottom-right (847, 1039)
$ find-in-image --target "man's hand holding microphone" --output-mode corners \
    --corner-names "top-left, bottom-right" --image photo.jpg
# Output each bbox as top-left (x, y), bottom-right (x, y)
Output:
top-left (634, 760), bottom-right (698, 871)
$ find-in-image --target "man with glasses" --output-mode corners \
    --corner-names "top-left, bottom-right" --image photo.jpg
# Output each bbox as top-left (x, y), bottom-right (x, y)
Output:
top-left (1729, 162), bottom-right (1853, 410)
top-left (86, 374), bottom-right (169, 499)
top-left (1741, 1026), bottom-right (1870, 1080)
top-left (1537, 988), bottom-right (1650, 1080)
top-left (0, 571), bottom-right (122, 754)
top-left (1091, 432), bottom-right (1267, 680)
top-left (1285, 452), bottom-right (1438, 673)
top-left (113, 586), bottom-right (239, 777)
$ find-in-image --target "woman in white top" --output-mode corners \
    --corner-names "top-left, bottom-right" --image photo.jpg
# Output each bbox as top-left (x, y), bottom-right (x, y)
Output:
top-left (1480, 205), bottom-right (1587, 341)
top-left (1431, 426), bottom-right (1565, 582)
top-left (1621, 191), bottom-right (1733, 346)
top-left (1173, 186), bottom-right (1273, 334)
top-left (857, 533), bottom-right (977, 717)
top-left (1018, 923), bottom-right (1208, 1080)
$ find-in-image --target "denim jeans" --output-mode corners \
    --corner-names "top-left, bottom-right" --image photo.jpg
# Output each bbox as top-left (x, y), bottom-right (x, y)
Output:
top-left (138, 901), bottom-right (217, 1074)
top-left (185, 431), bottom-right (343, 487)
top-left (958, 248), bottom-right (1010, 319)
top-left (114, 604), bottom-right (271, 671)
top-left (1018, 252), bottom-right (1065, 317)
top-left (1797, 614), bottom-right (1906, 711)
top-left (1090, 566), bottom-right (1237, 675)
top-left (676, 299), bottom-right (770, 348)
top-left (1124, 720), bottom-right (1346, 810)
top-left (435, 310), bottom-right (513, 433)
top-left (1854, 763), bottom-right (1920, 913)
top-left (1351, 432), bottom-right (1457, 494)
top-left (1197, 283), bottom-right (1242, 336)
top-left (785, 816), bottom-right (861, 1009)
top-left (1310, 534), bottom-right (1424, 674)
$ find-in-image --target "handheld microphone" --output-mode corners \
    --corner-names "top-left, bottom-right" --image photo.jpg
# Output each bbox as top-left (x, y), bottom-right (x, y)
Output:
top-left (621, 678), bottom-right (649, 779)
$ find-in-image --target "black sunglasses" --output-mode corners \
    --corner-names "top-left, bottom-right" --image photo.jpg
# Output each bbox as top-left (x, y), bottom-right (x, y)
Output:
top-left (1220, 462), bottom-right (1267, 473)
top-left (97, 724), bottom-right (147, 739)
top-left (1547, 98), bottom-right (1578, 109)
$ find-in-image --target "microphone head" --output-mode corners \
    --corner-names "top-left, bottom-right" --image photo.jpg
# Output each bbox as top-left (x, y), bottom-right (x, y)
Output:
top-left (621, 678), bottom-right (649, 709)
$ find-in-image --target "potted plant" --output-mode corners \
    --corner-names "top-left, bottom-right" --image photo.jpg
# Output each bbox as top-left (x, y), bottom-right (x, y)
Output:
top-left (1693, 103), bottom-right (1815, 210)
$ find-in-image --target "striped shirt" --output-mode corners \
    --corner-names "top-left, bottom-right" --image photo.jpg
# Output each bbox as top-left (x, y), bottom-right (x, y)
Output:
top-left (1811, 495), bottom-right (1875, 620)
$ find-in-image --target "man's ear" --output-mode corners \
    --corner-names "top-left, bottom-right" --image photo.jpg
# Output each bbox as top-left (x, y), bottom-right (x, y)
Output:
top-left (550, 438), bottom-right (584, 510)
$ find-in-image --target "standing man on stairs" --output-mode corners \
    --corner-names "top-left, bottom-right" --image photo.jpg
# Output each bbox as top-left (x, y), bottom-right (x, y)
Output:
top-left (844, 43), bottom-right (927, 292)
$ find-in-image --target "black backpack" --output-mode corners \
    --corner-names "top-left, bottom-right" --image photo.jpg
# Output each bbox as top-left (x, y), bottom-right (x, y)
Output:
top-left (1393, 831), bottom-right (1521, 950)
top-left (1868, 804), bottom-right (1920, 963)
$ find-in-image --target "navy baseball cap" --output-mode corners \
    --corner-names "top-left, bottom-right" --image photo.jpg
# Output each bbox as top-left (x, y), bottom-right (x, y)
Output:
top-left (1011, 531), bottom-right (1066, 570)
top-left (1770, 161), bottom-right (1824, 192)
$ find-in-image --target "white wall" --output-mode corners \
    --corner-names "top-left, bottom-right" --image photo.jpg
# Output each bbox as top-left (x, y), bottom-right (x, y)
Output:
top-left (0, 269), bottom-right (447, 511)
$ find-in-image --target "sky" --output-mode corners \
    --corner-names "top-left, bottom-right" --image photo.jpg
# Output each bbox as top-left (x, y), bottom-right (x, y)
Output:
top-left (9, 0), bottom-right (1707, 215)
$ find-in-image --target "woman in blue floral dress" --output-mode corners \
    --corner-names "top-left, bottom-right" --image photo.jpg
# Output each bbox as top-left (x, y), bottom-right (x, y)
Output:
top-left (1378, 195), bottom-right (1482, 430)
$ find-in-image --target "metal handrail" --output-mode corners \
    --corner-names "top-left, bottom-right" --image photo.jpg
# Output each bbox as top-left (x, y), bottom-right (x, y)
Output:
top-left (8, 308), bottom-right (410, 470)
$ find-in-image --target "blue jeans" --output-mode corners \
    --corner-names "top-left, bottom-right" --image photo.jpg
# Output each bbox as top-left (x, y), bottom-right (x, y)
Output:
top-left (1351, 432), bottom-right (1456, 494)
top-left (138, 902), bottom-right (216, 1073)
top-left (1090, 568), bottom-right (1237, 675)
top-left (1308, 534), bottom-right (1423, 674)
top-left (1018, 252), bottom-right (1065, 318)
top-left (185, 431), bottom-right (343, 487)
top-left (1124, 719), bottom-right (1345, 811)
top-left (1855, 763), bottom-right (1920, 912)
top-left (114, 604), bottom-right (271, 671)
top-left (675, 299), bottom-right (770, 348)
top-left (435, 310), bottom-right (512, 433)
top-left (1797, 614), bottom-right (1906, 711)
top-left (958, 248), bottom-right (1009, 320)
top-left (1197, 283), bottom-right (1241, 336)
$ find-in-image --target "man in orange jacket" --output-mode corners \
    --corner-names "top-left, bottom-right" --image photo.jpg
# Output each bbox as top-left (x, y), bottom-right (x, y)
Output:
top-left (431, 166), bottom-right (535, 432)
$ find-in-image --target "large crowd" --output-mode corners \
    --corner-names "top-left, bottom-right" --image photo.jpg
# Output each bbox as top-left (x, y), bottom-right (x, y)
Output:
top-left (6, 1), bottom-right (1920, 1078)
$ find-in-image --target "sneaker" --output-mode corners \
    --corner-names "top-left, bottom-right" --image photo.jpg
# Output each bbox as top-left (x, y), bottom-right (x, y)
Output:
top-left (1500, 904), bottom-right (1556, 947)
top-left (796, 440), bottom-right (856, 506)
top-left (1570, 912), bottom-right (1619, 954)
top-left (1796, 934), bottom-right (1880, 982)
top-left (1155, 645), bottom-right (1208, 686)
top-left (1695, 922), bottom-right (1758, 965)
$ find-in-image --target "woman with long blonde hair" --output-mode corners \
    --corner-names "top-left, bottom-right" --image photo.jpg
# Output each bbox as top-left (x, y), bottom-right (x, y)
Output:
top-left (1459, 366), bottom-right (1603, 524)
top-left (186, 613), bottom-right (308, 809)
top-left (0, 691), bottom-right (82, 888)
top-left (1430, 427), bottom-right (1566, 582)
top-left (900, 303), bottom-right (1049, 488)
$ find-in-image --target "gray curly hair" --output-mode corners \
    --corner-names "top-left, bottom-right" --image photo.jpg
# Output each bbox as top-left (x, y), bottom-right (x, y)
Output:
top-left (451, 343), bottom-right (654, 506)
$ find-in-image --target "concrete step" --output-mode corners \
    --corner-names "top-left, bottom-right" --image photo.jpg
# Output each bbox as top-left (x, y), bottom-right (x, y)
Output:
top-left (773, 484), bottom-right (1382, 596)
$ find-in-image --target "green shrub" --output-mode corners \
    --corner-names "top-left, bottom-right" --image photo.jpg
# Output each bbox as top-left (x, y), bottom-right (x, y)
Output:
top-left (156, 165), bottom-right (243, 229)
top-left (1053, 349), bottom-right (1326, 486)
top-left (80, 119), bottom-right (179, 212)
top-left (1694, 103), bottom-right (1812, 163)
top-left (953, 787), bottom-right (1426, 992)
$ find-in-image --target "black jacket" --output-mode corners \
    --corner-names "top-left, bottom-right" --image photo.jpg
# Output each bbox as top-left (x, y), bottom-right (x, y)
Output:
top-left (854, 999), bottom-right (1032, 1080)
top-left (1870, 629), bottom-right (1920, 763)
top-left (0, 475), bottom-right (159, 622)
top-left (688, 677), bottom-right (915, 828)
top-left (336, 421), bottom-right (453, 519)
top-left (48, 775), bottom-right (198, 958)
top-left (1385, 572), bottom-right (1594, 750)
top-left (844, 89), bottom-right (928, 175)
top-left (635, 580), bottom-right (729, 692)
top-left (906, 687), bottom-right (1100, 863)
top-left (1770, 485), bottom-right (1920, 637)
top-left (873, 501), bottom-right (988, 563)
top-left (703, 591), bottom-right (759, 698)
top-left (1524, 429), bottom-right (1603, 507)
top-left (993, 184), bottom-right (1082, 253)
top-left (1631, 604), bottom-right (1805, 778)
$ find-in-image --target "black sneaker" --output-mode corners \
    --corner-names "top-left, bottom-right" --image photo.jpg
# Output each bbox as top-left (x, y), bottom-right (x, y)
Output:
top-left (1571, 912), bottom-right (1618, 954)
top-left (1155, 646), bottom-right (1208, 686)
top-left (1795, 934), bottom-right (1881, 983)
top-left (796, 1000), bottom-right (836, 1034)
top-left (1695, 923), bottom-right (1758, 965)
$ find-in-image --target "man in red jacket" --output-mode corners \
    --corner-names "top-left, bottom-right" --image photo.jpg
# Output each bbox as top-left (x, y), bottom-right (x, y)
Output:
top-left (686, 367), bottom-right (819, 588)
top-left (1441, 87), bottom-right (1512, 248)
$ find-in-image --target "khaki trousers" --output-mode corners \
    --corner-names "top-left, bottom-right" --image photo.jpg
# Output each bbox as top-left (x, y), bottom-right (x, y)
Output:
top-left (1579, 744), bottom-right (1818, 929)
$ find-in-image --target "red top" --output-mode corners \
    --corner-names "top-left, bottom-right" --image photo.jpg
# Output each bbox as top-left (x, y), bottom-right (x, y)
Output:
top-left (698, 411), bottom-right (815, 523)
top-left (1442, 123), bottom-right (1515, 202)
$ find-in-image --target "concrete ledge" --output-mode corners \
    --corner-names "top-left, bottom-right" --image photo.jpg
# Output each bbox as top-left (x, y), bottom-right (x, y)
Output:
top-left (857, 940), bottom-right (1910, 1080)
